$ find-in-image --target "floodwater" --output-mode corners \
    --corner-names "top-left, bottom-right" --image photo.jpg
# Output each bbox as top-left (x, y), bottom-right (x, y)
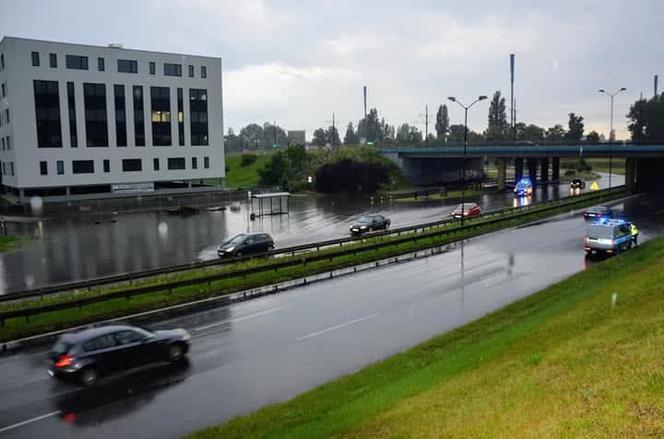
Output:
top-left (0, 174), bottom-right (623, 293)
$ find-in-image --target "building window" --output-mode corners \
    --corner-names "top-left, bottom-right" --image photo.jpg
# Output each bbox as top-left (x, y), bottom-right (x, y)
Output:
top-left (98, 57), bottom-right (105, 71)
top-left (33, 80), bottom-right (63, 147)
top-left (189, 89), bottom-right (208, 145)
top-left (151, 86), bottom-right (171, 146)
top-left (83, 83), bottom-right (108, 147)
top-left (4, 109), bottom-right (8, 124)
top-left (66, 55), bottom-right (89, 70)
top-left (72, 160), bottom-right (94, 174)
top-left (192, 157), bottom-right (198, 169)
top-left (10, 162), bottom-right (14, 177)
top-left (67, 82), bottom-right (78, 147)
top-left (167, 157), bottom-right (185, 170)
top-left (2, 82), bottom-right (6, 98)
top-left (117, 59), bottom-right (138, 73)
top-left (114, 84), bottom-right (127, 146)
top-left (57, 160), bottom-right (64, 175)
top-left (40, 161), bottom-right (48, 175)
top-left (122, 158), bottom-right (142, 172)
top-left (1, 138), bottom-right (4, 150)
top-left (2, 162), bottom-right (5, 175)
top-left (201, 66), bottom-right (207, 78)
top-left (31, 51), bottom-right (40, 66)
top-left (163, 63), bottom-right (182, 77)
top-left (153, 158), bottom-right (159, 171)
top-left (133, 86), bottom-right (145, 146)
top-left (49, 53), bottom-right (57, 68)
top-left (177, 88), bottom-right (184, 146)
top-left (5, 136), bottom-right (10, 150)
top-left (149, 61), bottom-right (155, 75)
top-left (204, 156), bottom-right (210, 169)
top-left (188, 65), bottom-right (194, 78)
top-left (0, 54), bottom-right (4, 70)
top-left (103, 159), bottom-right (110, 173)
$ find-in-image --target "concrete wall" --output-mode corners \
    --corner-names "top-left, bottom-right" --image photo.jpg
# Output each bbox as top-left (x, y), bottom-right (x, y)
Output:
top-left (387, 154), bottom-right (484, 186)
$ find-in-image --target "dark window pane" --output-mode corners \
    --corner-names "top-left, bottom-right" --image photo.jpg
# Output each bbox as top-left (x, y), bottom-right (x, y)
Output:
top-left (201, 66), bottom-right (207, 78)
top-left (164, 63), bottom-right (182, 77)
top-left (57, 160), bottom-right (64, 175)
top-left (189, 88), bottom-right (208, 145)
top-left (31, 51), bottom-right (40, 66)
top-left (33, 80), bottom-right (62, 147)
top-left (167, 157), bottom-right (185, 170)
top-left (40, 161), bottom-right (48, 175)
top-left (103, 159), bottom-right (110, 173)
top-left (149, 61), bottom-right (155, 75)
top-left (98, 57), bottom-right (105, 71)
top-left (188, 65), bottom-right (194, 78)
top-left (114, 84), bottom-right (127, 146)
top-left (192, 157), bottom-right (197, 169)
top-left (133, 86), bottom-right (145, 146)
top-left (83, 83), bottom-right (108, 146)
top-left (204, 156), bottom-right (210, 168)
top-left (153, 158), bottom-right (159, 170)
top-left (67, 82), bottom-right (77, 147)
top-left (177, 88), bottom-right (184, 146)
top-left (49, 53), bottom-right (57, 68)
top-left (66, 55), bottom-right (88, 70)
top-left (117, 59), bottom-right (138, 73)
top-left (151, 86), bottom-right (171, 146)
top-left (72, 160), bottom-right (94, 174)
top-left (122, 158), bottom-right (142, 172)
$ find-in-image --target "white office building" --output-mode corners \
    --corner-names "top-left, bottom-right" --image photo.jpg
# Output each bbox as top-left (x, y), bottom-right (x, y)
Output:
top-left (0, 37), bottom-right (224, 202)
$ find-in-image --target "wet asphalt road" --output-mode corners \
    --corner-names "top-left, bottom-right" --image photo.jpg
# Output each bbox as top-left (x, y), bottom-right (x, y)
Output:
top-left (0, 191), bottom-right (660, 439)
top-left (0, 174), bottom-right (622, 293)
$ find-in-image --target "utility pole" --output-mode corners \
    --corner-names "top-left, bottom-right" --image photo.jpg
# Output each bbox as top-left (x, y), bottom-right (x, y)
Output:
top-left (510, 54), bottom-right (516, 143)
top-left (332, 112), bottom-right (336, 148)
top-left (599, 87), bottom-right (627, 190)
top-left (655, 74), bottom-right (659, 97)
top-left (418, 104), bottom-right (432, 145)
top-left (273, 120), bottom-right (277, 148)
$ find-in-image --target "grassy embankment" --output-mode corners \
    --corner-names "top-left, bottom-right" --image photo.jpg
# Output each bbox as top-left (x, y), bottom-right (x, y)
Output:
top-left (0, 190), bottom-right (625, 342)
top-left (0, 236), bottom-right (18, 252)
top-left (389, 188), bottom-right (483, 203)
top-left (223, 154), bottom-right (272, 189)
top-left (190, 234), bottom-right (664, 439)
top-left (586, 158), bottom-right (627, 175)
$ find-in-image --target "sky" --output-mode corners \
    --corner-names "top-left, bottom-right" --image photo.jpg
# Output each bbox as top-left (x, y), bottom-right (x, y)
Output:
top-left (1, 0), bottom-right (663, 140)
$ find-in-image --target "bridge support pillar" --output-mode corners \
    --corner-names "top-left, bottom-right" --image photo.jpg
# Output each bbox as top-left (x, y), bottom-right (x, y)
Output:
top-left (514, 158), bottom-right (524, 183)
top-left (551, 157), bottom-right (560, 182)
top-left (496, 158), bottom-right (507, 191)
top-left (625, 158), bottom-right (637, 192)
top-left (540, 158), bottom-right (550, 183)
top-left (527, 158), bottom-right (538, 184)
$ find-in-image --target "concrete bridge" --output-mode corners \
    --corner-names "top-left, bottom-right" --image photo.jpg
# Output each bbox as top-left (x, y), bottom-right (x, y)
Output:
top-left (380, 144), bottom-right (664, 192)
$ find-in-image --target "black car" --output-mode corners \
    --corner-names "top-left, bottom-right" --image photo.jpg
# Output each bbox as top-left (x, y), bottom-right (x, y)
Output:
top-left (583, 205), bottom-right (613, 220)
top-left (48, 325), bottom-right (190, 386)
top-left (217, 233), bottom-right (274, 257)
top-left (570, 178), bottom-right (586, 189)
top-left (350, 214), bottom-right (391, 235)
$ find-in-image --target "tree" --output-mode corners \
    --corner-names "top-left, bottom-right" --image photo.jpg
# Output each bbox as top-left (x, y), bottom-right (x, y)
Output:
top-left (565, 113), bottom-right (585, 142)
top-left (239, 123), bottom-right (263, 150)
top-left (486, 91), bottom-right (509, 141)
top-left (627, 95), bottom-right (664, 143)
top-left (224, 127), bottom-right (241, 153)
top-left (357, 108), bottom-right (384, 143)
top-left (343, 122), bottom-right (359, 145)
top-left (328, 125), bottom-right (341, 147)
top-left (261, 122), bottom-right (288, 148)
top-left (312, 128), bottom-right (327, 146)
top-left (546, 124), bottom-right (566, 142)
top-left (396, 123), bottom-right (411, 143)
top-left (523, 124), bottom-right (545, 142)
top-left (435, 104), bottom-right (450, 140)
top-left (585, 131), bottom-right (600, 144)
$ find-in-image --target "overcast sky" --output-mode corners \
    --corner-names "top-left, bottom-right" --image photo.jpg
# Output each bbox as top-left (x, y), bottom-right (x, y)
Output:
top-left (2, 0), bottom-right (663, 140)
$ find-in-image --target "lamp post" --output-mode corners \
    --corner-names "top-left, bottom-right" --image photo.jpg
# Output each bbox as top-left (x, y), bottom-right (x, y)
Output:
top-left (447, 95), bottom-right (487, 224)
top-left (598, 87), bottom-right (626, 190)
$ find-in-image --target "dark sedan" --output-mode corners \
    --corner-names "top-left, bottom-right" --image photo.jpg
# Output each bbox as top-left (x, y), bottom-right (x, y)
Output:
top-left (570, 178), bottom-right (586, 189)
top-left (48, 325), bottom-right (190, 386)
top-left (217, 233), bottom-right (274, 257)
top-left (583, 206), bottom-right (613, 221)
top-left (350, 214), bottom-right (391, 235)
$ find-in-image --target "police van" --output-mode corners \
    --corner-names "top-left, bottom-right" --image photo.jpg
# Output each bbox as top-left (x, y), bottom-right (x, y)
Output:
top-left (584, 218), bottom-right (633, 256)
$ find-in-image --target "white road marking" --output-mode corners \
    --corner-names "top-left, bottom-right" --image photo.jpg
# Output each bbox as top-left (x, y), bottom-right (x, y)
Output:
top-left (0, 411), bottom-right (61, 434)
top-left (194, 307), bottom-right (283, 332)
top-left (296, 313), bottom-right (380, 341)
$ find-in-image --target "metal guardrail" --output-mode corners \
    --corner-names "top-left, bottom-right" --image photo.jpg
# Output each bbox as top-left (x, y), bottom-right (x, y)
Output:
top-left (0, 186), bottom-right (626, 325)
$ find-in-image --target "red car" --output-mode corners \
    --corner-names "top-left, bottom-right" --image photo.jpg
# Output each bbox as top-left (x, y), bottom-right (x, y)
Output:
top-left (451, 203), bottom-right (481, 219)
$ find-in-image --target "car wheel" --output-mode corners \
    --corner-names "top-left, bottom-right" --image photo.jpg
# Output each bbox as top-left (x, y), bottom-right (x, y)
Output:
top-left (79, 367), bottom-right (98, 386)
top-left (235, 251), bottom-right (243, 257)
top-left (167, 343), bottom-right (185, 363)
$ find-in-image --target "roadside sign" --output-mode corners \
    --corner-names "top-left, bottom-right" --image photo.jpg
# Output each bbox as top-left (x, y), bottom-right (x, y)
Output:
top-left (590, 181), bottom-right (600, 191)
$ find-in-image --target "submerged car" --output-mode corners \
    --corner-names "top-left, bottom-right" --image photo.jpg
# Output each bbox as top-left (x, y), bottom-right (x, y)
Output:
top-left (350, 214), bottom-right (391, 235)
top-left (514, 177), bottom-right (534, 197)
top-left (451, 203), bottom-right (481, 219)
top-left (584, 218), bottom-right (633, 256)
top-left (48, 325), bottom-right (190, 386)
top-left (570, 178), bottom-right (586, 189)
top-left (217, 233), bottom-right (274, 257)
top-left (583, 206), bottom-right (612, 221)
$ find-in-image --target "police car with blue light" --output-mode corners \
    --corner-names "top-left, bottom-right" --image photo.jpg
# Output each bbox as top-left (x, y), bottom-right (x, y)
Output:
top-left (584, 218), bottom-right (635, 256)
top-left (513, 177), bottom-right (533, 197)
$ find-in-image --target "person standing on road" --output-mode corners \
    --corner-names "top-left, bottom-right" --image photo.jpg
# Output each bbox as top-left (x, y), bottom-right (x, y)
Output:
top-left (630, 222), bottom-right (639, 246)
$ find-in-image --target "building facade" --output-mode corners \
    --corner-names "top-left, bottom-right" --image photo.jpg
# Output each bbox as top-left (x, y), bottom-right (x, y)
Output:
top-left (0, 37), bottom-right (224, 201)
top-left (287, 130), bottom-right (306, 146)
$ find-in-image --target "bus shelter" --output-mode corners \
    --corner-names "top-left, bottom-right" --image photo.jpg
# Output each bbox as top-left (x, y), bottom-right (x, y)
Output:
top-left (251, 192), bottom-right (291, 217)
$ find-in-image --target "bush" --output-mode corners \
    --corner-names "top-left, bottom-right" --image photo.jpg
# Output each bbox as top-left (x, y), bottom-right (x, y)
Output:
top-left (315, 159), bottom-right (391, 194)
top-left (240, 154), bottom-right (258, 167)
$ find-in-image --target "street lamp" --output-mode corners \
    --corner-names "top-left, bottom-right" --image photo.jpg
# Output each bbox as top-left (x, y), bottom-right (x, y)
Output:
top-left (598, 87), bottom-right (627, 190)
top-left (447, 95), bottom-right (487, 224)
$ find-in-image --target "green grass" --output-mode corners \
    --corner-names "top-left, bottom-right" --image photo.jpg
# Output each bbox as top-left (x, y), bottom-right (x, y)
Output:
top-left (188, 233), bottom-right (664, 439)
top-left (560, 170), bottom-right (601, 182)
top-left (586, 158), bottom-right (626, 175)
top-left (224, 154), bottom-right (273, 189)
top-left (0, 190), bottom-right (626, 342)
top-left (0, 236), bottom-right (19, 252)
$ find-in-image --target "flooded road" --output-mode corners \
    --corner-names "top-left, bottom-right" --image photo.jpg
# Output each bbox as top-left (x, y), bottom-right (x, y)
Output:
top-left (0, 174), bottom-right (623, 293)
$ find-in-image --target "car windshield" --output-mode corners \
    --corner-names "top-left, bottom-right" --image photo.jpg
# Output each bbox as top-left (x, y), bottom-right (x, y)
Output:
top-left (50, 340), bottom-right (72, 355)
top-left (227, 234), bottom-right (247, 245)
top-left (456, 204), bottom-right (476, 210)
top-left (588, 207), bottom-right (608, 213)
top-left (587, 225), bottom-right (615, 239)
top-left (358, 217), bottom-right (373, 224)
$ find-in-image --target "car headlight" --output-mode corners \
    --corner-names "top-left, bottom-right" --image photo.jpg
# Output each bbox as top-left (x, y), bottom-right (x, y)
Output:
top-left (225, 246), bottom-right (235, 252)
top-left (360, 225), bottom-right (368, 229)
